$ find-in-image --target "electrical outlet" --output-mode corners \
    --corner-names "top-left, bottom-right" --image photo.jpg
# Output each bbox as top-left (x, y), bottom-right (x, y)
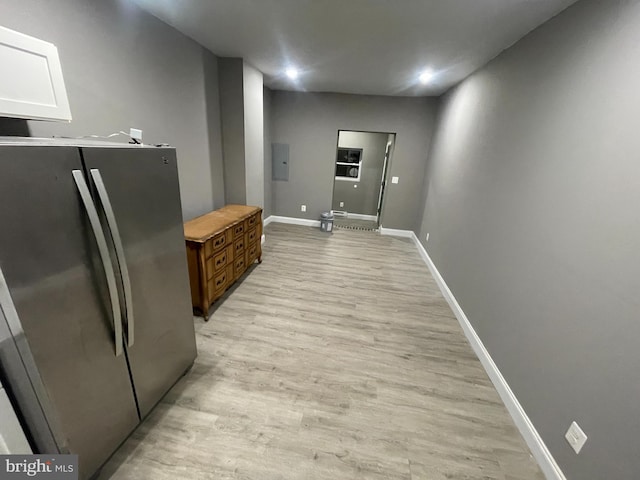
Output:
top-left (301, 205), bottom-right (306, 212)
top-left (391, 176), bottom-right (399, 184)
top-left (426, 233), bottom-right (430, 242)
top-left (129, 128), bottom-right (143, 142)
top-left (565, 421), bottom-right (588, 454)
top-left (339, 202), bottom-right (344, 208)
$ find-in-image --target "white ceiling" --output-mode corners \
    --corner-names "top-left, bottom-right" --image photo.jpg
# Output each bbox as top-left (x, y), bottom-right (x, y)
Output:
top-left (131, 0), bottom-right (579, 96)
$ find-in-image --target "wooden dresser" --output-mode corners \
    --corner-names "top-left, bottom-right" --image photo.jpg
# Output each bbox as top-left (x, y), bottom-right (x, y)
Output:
top-left (184, 205), bottom-right (263, 319)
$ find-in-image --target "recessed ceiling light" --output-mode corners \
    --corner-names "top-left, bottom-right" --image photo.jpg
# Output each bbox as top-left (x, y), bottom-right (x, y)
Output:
top-left (286, 68), bottom-right (298, 80)
top-left (419, 69), bottom-right (434, 85)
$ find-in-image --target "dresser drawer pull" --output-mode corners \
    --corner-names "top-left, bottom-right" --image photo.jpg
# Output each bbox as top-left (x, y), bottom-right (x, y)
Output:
top-left (248, 216), bottom-right (256, 227)
top-left (214, 236), bottom-right (226, 248)
top-left (215, 254), bottom-right (226, 267)
top-left (236, 241), bottom-right (244, 251)
top-left (249, 246), bottom-right (257, 257)
top-left (248, 231), bottom-right (256, 242)
top-left (236, 259), bottom-right (244, 269)
top-left (234, 225), bottom-right (244, 235)
top-left (216, 274), bottom-right (226, 287)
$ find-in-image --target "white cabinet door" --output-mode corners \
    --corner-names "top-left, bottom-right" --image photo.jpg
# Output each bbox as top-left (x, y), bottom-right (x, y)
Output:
top-left (0, 26), bottom-right (72, 122)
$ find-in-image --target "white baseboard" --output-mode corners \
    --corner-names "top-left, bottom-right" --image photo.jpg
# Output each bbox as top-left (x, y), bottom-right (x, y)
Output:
top-left (263, 215), bottom-right (274, 227)
top-left (347, 213), bottom-right (377, 221)
top-left (264, 215), bottom-right (321, 228)
top-left (379, 227), bottom-right (413, 238)
top-left (261, 234), bottom-right (265, 246)
top-left (407, 231), bottom-right (566, 480)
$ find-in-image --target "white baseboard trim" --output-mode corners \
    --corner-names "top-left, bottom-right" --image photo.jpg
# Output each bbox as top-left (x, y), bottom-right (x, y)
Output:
top-left (347, 213), bottom-right (377, 221)
top-left (261, 234), bottom-right (265, 246)
top-left (265, 215), bottom-right (321, 228)
top-left (408, 231), bottom-right (566, 480)
top-left (263, 215), bottom-right (274, 227)
top-left (379, 227), bottom-right (413, 238)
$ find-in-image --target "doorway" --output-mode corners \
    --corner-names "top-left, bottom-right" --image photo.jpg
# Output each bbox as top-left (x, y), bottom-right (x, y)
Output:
top-left (331, 130), bottom-right (395, 230)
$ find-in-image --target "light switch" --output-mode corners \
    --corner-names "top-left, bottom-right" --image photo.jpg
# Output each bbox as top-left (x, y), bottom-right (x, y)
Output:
top-left (391, 176), bottom-right (399, 184)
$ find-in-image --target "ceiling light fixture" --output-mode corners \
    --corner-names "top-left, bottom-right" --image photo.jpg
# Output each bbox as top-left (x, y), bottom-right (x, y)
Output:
top-left (286, 67), bottom-right (298, 80)
top-left (419, 69), bottom-right (434, 85)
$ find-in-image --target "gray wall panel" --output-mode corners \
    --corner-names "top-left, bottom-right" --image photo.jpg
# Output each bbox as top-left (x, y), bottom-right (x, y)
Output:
top-left (0, 0), bottom-right (221, 220)
top-left (218, 58), bottom-right (246, 205)
top-left (270, 92), bottom-right (438, 230)
top-left (243, 62), bottom-right (264, 208)
top-left (203, 50), bottom-right (226, 210)
top-left (263, 86), bottom-right (273, 217)
top-left (419, 0), bottom-right (640, 478)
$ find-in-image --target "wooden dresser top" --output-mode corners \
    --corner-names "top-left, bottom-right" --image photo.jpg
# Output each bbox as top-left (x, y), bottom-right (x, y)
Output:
top-left (184, 204), bottom-right (262, 242)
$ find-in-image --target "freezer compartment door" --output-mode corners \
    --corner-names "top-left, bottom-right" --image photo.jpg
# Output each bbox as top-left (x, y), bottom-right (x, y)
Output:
top-left (81, 147), bottom-right (197, 417)
top-left (0, 146), bottom-right (140, 479)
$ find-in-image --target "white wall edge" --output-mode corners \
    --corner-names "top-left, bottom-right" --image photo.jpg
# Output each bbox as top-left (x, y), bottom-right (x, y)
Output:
top-left (266, 215), bottom-right (321, 227)
top-left (379, 227), bottom-right (413, 238)
top-left (347, 213), bottom-right (377, 221)
top-left (408, 232), bottom-right (566, 480)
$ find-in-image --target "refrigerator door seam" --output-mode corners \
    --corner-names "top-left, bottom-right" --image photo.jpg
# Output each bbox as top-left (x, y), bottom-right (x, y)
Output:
top-left (71, 169), bottom-right (124, 357)
top-left (89, 168), bottom-right (135, 348)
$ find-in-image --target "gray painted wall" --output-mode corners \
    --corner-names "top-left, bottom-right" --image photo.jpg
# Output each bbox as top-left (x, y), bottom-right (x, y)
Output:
top-left (0, 0), bottom-right (222, 221)
top-left (263, 86), bottom-right (273, 217)
top-left (332, 131), bottom-right (388, 216)
top-left (243, 62), bottom-right (264, 209)
top-left (270, 92), bottom-right (438, 230)
top-left (419, 0), bottom-right (640, 478)
top-left (218, 58), bottom-right (246, 205)
top-left (203, 50), bottom-right (225, 210)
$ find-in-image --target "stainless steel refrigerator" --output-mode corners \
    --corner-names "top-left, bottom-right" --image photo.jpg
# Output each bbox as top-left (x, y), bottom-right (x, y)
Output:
top-left (0, 138), bottom-right (197, 479)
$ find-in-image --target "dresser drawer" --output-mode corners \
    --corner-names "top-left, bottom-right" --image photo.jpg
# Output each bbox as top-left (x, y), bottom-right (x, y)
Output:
top-left (207, 269), bottom-right (229, 298)
top-left (247, 242), bottom-right (258, 264)
top-left (205, 230), bottom-right (231, 257)
top-left (212, 247), bottom-right (229, 271)
top-left (234, 254), bottom-right (246, 277)
top-left (245, 212), bottom-right (260, 231)
top-left (246, 227), bottom-right (258, 245)
top-left (234, 236), bottom-right (245, 255)
top-left (232, 221), bottom-right (244, 237)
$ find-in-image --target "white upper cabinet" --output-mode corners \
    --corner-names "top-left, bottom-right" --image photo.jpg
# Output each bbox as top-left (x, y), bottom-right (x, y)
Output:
top-left (0, 26), bottom-right (72, 122)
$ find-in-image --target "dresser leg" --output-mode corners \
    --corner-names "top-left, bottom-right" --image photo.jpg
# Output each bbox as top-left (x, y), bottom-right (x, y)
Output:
top-left (258, 255), bottom-right (262, 264)
top-left (201, 301), bottom-right (209, 321)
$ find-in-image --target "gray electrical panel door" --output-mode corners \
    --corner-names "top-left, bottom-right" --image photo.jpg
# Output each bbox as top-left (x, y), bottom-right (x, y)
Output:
top-left (272, 143), bottom-right (289, 181)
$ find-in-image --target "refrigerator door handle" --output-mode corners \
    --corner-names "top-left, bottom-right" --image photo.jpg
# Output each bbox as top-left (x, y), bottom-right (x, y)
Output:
top-left (89, 168), bottom-right (134, 348)
top-left (72, 170), bottom-right (124, 357)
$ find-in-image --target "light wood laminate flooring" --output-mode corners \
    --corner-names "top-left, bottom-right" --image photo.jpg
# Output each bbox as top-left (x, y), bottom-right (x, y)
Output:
top-left (99, 223), bottom-right (543, 480)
